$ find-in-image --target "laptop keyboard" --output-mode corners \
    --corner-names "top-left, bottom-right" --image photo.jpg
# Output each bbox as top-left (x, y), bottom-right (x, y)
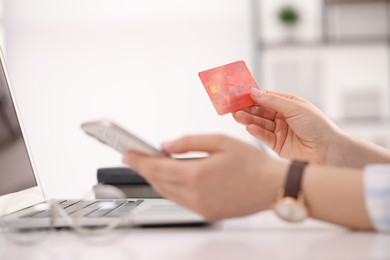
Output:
top-left (21, 199), bottom-right (144, 219)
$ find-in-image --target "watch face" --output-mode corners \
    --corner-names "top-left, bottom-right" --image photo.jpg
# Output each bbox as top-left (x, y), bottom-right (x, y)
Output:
top-left (274, 197), bottom-right (307, 222)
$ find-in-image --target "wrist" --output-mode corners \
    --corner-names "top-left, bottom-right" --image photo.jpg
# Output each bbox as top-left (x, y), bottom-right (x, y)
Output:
top-left (261, 159), bottom-right (289, 211)
top-left (324, 129), bottom-right (390, 168)
top-left (327, 131), bottom-right (390, 168)
top-left (323, 129), bottom-right (352, 166)
top-left (273, 160), bottom-right (309, 222)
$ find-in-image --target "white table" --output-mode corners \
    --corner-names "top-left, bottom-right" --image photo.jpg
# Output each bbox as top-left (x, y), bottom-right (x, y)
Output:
top-left (1, 211), bottom-right (389, 260)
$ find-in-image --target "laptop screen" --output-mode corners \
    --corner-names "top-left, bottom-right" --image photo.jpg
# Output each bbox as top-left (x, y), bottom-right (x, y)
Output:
top-left (0, 55), bottom-right (37, 196)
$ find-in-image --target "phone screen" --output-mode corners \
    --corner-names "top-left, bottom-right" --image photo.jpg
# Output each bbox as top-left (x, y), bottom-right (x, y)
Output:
top-left (81, 120), bottom-right (166, 156)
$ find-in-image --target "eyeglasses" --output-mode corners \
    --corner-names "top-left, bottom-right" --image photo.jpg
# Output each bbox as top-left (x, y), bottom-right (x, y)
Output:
top-left (0, 184), bottom-right (138, 246)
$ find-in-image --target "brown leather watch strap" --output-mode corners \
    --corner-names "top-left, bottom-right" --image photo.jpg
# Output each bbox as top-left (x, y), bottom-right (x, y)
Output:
top-left (284, 160), bottom-right (308, 199)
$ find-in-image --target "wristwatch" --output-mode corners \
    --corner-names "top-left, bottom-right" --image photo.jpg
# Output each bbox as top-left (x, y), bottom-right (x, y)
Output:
top-left (273, 160), bottom-right (309, 222)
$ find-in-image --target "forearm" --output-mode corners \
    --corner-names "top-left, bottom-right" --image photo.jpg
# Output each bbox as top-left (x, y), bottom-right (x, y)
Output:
top-left (303, 164), bottom-right (373, 230)
top-left (325, 131), bottom-right (390, 168)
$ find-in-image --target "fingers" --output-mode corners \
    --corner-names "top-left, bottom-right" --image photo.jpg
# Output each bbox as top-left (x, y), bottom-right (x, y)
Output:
top-left (246, 124), bottom-right (276, 149)
top-left (162, 134), bottom-right (229, 154)
top-left (233, 89), bottom-right (306, 127)
top-left (123, 135), bottom-right (231, 184)
top-left (147, 181), bottom-right (191, 208)
top-left (123, 152), bottom-right (187, 184)
top-left (122, 150), bottom-right (212, 217)
top-left (236, 105), bottom-right (276, 120)
top-left (233, 110), bottom-right (276, 132)
top-left (264, 89), bottom-right (308, 104)
top-left (250, 88), bottom-right (302, 118)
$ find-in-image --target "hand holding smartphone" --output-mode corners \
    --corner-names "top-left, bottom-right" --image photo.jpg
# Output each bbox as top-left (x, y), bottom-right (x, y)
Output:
top-left (81, 120), bottom-right (167, 157)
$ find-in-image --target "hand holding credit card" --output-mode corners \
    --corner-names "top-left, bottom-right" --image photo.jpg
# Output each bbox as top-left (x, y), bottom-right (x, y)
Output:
top-left (198, 60), bottom-right (260, 115)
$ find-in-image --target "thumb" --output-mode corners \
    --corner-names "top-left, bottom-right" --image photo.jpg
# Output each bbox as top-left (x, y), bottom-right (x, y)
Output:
top-left (161, 135), bottom-right (228, 154)
top-left (250, 88), bottom-right (302, 117)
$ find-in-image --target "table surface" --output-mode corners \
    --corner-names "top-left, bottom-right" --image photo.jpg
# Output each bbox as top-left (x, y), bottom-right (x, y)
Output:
top-left (1, 211), bottom-right (389, 260)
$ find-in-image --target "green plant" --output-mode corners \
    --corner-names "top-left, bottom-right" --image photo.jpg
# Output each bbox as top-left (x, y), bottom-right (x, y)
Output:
top-left (278, 5), bottom-right (300, 25)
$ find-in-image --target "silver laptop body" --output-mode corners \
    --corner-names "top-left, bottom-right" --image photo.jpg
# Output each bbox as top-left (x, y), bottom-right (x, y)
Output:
top-left (0, 49), bottom-right (204, 230)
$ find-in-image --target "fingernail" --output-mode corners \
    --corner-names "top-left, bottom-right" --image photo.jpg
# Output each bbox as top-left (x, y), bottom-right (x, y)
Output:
top-left (161, 141), bottom-right (173, 151)
top-left (251, 88), bottom-right (263, 98)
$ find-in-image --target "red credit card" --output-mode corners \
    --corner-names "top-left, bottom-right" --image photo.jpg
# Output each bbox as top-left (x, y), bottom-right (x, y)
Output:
top-left (198, 60), bottom-right (259, 115)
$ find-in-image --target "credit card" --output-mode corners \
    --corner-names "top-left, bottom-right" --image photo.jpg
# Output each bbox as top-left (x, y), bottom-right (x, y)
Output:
top-left (198, 60), bottom-right (259, 115)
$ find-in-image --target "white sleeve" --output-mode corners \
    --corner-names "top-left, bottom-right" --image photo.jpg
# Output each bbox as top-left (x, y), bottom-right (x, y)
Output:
top-left (364, 164), bottom-right (390, 232)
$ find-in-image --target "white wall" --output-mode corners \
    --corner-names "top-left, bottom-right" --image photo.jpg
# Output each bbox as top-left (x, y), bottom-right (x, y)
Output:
top-left (258, 0), bottom-right (390, 120)
top-left (262, 45), bottom-right (390, 119)
top-left (4, 0), bottom-right (253, 198)
top-left (5, 0), bottom-right (390, 199)
top-left (257, 0), bottom-right (390, 148)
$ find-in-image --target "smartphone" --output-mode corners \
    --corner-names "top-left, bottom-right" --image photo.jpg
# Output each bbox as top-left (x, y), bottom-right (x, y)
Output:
top-left (81, 120), bottom-right (167, 156)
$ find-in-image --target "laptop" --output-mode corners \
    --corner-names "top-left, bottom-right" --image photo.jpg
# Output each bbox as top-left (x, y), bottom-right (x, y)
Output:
top-left (0, 50), bottom-right (205, 229)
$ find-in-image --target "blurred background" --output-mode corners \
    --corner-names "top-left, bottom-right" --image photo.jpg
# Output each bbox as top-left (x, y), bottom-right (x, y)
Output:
top-left (0, 0), bottom-right (389, 198)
